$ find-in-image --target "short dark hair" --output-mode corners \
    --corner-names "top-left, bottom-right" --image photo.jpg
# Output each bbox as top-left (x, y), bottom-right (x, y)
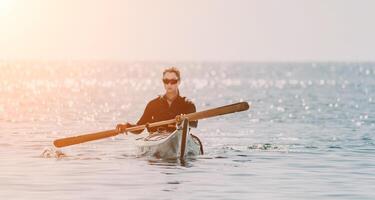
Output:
top-left (163, 67), bottom-right (181, 80)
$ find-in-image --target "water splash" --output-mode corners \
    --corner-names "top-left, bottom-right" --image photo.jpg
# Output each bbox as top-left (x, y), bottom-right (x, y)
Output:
top-left (40, 147), bottom-right (66, 159)
top-left (247, 143), bottom-right (289, 152)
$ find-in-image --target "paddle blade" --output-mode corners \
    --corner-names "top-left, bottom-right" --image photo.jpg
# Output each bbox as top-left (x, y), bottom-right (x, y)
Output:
top-left (54, 129), bottom-right (119, 148)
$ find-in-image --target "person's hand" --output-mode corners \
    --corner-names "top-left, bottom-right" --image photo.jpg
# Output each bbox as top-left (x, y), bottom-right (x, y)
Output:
top-left (175, 114), bottom-right (186, 125)
top-left (116, 122), bottom-right (130, 134)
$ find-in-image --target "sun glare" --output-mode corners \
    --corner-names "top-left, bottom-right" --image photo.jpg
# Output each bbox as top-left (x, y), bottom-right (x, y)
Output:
top-left (0, 0), bottom-right (14, 16)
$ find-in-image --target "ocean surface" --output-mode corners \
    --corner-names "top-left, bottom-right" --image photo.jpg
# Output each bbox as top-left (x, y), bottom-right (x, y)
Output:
top-left (0, 61), bottom-right (374, 200)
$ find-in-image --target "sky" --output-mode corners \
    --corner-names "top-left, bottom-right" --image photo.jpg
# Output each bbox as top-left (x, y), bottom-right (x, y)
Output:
top-left (0, 0), bottom-right (375, 62)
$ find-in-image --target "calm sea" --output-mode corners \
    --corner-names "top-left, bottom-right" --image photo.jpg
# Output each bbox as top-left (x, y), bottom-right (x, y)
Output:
top-left (0, 61), bottom-right (374, 200)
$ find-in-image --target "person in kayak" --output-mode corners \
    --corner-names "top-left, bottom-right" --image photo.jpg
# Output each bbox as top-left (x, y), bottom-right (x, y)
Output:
top-left (116, 67), bottom-right (197, 134)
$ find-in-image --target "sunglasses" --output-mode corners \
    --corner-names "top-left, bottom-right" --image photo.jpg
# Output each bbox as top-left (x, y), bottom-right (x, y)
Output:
top-left (162, 79), bottom-right (179, 85)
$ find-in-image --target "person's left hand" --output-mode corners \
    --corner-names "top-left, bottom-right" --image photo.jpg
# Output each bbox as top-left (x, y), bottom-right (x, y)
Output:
top-left (175, 114), bottom-right (186, 125)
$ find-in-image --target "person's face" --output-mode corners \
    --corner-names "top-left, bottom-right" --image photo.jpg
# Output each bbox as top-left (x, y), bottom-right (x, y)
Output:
top-left (163, 72), bottom-right (180, 94)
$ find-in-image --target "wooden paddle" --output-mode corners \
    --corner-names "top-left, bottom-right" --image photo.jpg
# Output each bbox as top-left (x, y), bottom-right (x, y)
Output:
top-left (53, 101), bottom-right (250, 148)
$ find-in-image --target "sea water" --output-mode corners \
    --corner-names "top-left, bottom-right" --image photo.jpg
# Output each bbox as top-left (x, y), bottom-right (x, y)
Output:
top-left (0, 61), bottom-right (374, 200)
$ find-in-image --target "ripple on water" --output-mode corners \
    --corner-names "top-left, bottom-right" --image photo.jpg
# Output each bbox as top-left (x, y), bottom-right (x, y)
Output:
top-left (0, 143), bottom-right (12, 147)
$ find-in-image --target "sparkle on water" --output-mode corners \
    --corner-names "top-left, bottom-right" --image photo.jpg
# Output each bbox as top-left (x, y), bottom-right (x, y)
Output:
top-left (0, 61), bottom-right (374, 200)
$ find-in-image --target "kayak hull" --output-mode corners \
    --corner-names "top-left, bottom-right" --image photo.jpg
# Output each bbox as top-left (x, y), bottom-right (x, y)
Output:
top-left (134, 119), bottom-right (203, 159)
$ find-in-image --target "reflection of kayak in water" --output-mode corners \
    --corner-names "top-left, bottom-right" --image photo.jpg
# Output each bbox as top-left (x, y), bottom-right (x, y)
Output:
top-left (134, 118), bottom-right (203, 159)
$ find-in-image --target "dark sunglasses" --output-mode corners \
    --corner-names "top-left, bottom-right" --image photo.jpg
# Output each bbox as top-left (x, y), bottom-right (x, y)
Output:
top-left (162, 79), bottom-right (179, 84)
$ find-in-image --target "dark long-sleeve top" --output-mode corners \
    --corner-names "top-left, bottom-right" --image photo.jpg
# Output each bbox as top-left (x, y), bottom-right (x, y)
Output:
top-left (133, 94), bottom-right (198, 133)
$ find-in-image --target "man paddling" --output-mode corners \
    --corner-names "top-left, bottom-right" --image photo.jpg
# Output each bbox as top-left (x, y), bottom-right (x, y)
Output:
top-left (116, 67), bottom-right (197, 134)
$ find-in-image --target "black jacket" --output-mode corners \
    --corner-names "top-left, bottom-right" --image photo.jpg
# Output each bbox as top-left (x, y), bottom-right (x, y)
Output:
top-left (136, 94), bottom-right (197, 133)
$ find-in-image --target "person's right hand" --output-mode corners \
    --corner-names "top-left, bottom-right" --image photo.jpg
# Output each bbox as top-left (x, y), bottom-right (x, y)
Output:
top-left (116, 122), bottom-right (131, 134)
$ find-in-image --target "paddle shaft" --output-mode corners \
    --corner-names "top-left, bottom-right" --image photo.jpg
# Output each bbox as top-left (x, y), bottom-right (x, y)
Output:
top-left (53, 102), bottom-right (250, 148)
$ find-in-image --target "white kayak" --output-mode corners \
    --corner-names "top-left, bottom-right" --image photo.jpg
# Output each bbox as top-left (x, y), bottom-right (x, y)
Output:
top-left (134, 118), bottom-right (203, 159)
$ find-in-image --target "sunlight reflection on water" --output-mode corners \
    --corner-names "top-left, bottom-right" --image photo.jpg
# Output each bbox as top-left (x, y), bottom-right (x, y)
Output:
top-left (0, 61), bottom-right (375, 199)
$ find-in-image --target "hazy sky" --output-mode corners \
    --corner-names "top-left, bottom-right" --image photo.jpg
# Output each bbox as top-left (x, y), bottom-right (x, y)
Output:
top-left (1, 0), bottom-right (375, 61)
